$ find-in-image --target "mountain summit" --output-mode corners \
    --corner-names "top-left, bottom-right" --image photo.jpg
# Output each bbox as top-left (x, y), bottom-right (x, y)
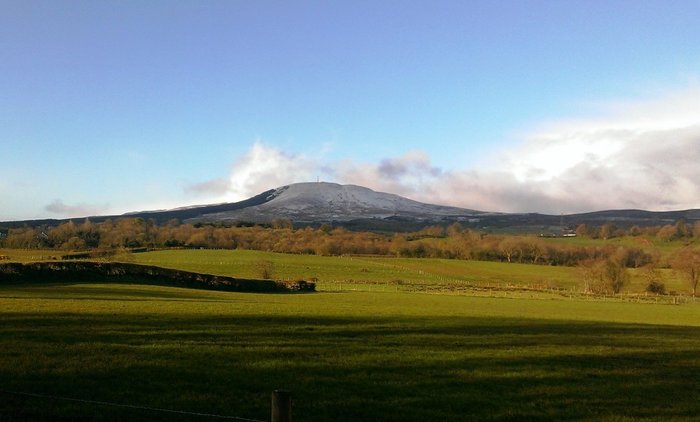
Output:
top-left (193, 182), bottom-right (483, 223)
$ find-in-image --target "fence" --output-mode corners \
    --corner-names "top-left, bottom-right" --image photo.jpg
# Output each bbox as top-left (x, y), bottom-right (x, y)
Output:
top-left (0, 388), bottom-right (292, 422)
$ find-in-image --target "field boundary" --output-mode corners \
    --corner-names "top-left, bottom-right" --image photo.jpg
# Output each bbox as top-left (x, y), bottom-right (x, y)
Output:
top-left (0, 388), bottom-right (266, 421)
top-left (0, 261), bottom-right (315, 293)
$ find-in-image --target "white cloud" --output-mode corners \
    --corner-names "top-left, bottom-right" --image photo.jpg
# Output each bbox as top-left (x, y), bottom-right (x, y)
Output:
top-left (186, 141), bottom-right (318, 202)
top-left (530, 87), bottom-right (700, 136)
top-left (44, 199), bottom-right (109, 217)
top-left (225, 141), bottom-right (316, 201)
top-left (491, 87), bottom-right (700, 212)
top-left (187, 86), bottom-right (700, 213)
top-left (338, 87), bottom-right (700, 213)
top-left (185, 178), bottom-right (230, 196)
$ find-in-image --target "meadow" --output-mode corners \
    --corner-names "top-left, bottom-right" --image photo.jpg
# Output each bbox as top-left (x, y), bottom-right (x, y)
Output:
top-left (2, 282), bottom-right (700, 421)
top-left (2, 248), bottom-right (700, 420)
top-left (119, 249), bottom-right (690, 296)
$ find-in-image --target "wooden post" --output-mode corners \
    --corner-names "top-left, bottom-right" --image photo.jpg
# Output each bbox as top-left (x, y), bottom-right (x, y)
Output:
top-left (272, 390), bottom-right (291, 422)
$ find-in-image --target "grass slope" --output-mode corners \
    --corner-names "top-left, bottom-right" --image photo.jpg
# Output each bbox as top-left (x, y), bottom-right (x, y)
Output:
top-left (122, 249), bottom-right (691, 295)
top-left (2, 283), bottom-right (700, 420)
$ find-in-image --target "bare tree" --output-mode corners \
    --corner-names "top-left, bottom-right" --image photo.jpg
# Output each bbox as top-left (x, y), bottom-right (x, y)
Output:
top-left (498, 237), bottom-right (522, 263)
top-left (579, 258), bottom-right (629, 295)
top-left (254, 259), bottom-right (275, 280)
top-left (671, 247), bottom-right (700, 296)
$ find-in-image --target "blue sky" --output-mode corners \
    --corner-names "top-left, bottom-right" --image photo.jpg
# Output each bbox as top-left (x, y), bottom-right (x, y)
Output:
top-left (3, 0), bottom-right (700, 219)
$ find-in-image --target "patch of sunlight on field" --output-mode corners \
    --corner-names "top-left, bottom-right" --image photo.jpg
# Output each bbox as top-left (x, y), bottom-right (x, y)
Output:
top-left (0, 249), bottom-right (67, 262)
top-left (121, 249), bottom-right (696, 295)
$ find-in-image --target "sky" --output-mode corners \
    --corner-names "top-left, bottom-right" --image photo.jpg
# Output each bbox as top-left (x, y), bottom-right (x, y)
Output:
top-left (3, 0), bottom-right (700, 220)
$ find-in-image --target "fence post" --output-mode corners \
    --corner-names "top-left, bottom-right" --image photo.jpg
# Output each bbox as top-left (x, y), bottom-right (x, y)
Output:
top-left (272, 390), bottom-right (291, 422)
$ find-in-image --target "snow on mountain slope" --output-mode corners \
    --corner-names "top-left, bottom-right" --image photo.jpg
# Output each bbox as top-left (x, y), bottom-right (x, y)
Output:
top-left (193, 182), bottom-right (483, 223)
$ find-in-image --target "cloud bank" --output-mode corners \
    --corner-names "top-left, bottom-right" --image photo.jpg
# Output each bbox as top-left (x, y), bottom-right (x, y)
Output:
top-left (188, 87), bottom-right (700, 213)
top-left (187, 141), bottom-right (317, 201)
top-left (495, 87), bottom-right (700, 212)
top-left (45, 199), bottom-right (109, 217)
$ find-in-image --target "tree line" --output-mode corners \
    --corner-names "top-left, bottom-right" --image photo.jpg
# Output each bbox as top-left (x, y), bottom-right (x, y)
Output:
top-left (4, 218), bottom-right (700, 295)
top-left (0, 218), bottom-right (658, 266)
top-left (574, 219), bottom-right (700, 241)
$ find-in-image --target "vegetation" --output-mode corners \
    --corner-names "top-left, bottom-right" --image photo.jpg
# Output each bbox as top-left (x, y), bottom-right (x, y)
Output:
top-left (580, 257), bottom-right (630, 295)
top-left (671, 247), bottom-right (700, 296)
top-left (1, 283), bottom-right (700, 420)
top-left (122, 248), bottom-right (584, 292)
top-left (642, 265), bottom-right (666, 295)
top-left (1, 247), bottom-right (696, 296)
top-left (111, 249), bottom-right (690, 297)
top-left (0, 218), bottom-right (682, 269)
top-left (254, 259), bottom-right (275, 280)
top-left (0, 261), bottom-right (314, 292)
top-left (646, 280), bottom-right (666, 295)
top-left (2, 223), bottom-right (700, 419)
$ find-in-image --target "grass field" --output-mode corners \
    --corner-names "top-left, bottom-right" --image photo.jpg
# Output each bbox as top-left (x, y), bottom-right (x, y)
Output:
top-left (1, 281), bottom-right (700, 421)
top-left (0, 248), bottom-right (67, 262)
top-left (1, 248), bottom-right (698, 419)
top-left (2, 245), bottom-right (694, 295)
top-left (118, 249), bottom-right (691, 296)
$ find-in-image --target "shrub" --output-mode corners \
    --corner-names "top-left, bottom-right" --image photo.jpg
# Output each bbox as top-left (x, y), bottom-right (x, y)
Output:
top-left (646, 280), bottom-right (666, 295)
top-left (580, 258), bottom-right (629, 295)
top-left (254, 259), bottom-right (275, 280)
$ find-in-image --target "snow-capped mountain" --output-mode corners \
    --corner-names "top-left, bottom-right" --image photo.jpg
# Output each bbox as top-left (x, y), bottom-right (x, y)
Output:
top-left (191, 182), bottom-right (484, 223)
top-left (4, 182), bottom-right (700, 231)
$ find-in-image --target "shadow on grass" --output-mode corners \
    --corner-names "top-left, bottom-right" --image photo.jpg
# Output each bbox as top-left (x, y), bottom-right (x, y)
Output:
top-left (0, 283), bottom-right (290, 303)
top-left (2, 310), bottom-right (700, 421)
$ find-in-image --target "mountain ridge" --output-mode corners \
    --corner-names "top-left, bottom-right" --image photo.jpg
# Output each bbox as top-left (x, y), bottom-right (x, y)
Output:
top-left (2, 182), bottom-right (699, 231)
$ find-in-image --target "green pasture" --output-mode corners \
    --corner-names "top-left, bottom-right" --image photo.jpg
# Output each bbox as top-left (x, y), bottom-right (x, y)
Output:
top-left (120, 249), bottom-right (692, 296)
top-left (1, 282), bottom-right (700, 420)
top-left (541, 235), bottom-right (691, 256)
top-left (0, 248), bottom-right (66, 262)
top-left (121, 249), bottom-right (586, 292)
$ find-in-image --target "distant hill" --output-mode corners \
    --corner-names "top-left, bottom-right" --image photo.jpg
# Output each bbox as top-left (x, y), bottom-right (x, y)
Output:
top-left (2, 182), bottom-right (699, 232)
top-left (0, 188), bottom-right (276, 228)
top-left (189, 182), bottom-right (489, 224)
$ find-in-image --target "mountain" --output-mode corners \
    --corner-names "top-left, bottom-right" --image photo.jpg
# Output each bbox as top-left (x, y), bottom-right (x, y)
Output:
top-left (2, 182), bottom-right (700, 232)
top-left (190, 182), bottom-right (487, 224)
top-left (0, 188), bottom-right (278, 229)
